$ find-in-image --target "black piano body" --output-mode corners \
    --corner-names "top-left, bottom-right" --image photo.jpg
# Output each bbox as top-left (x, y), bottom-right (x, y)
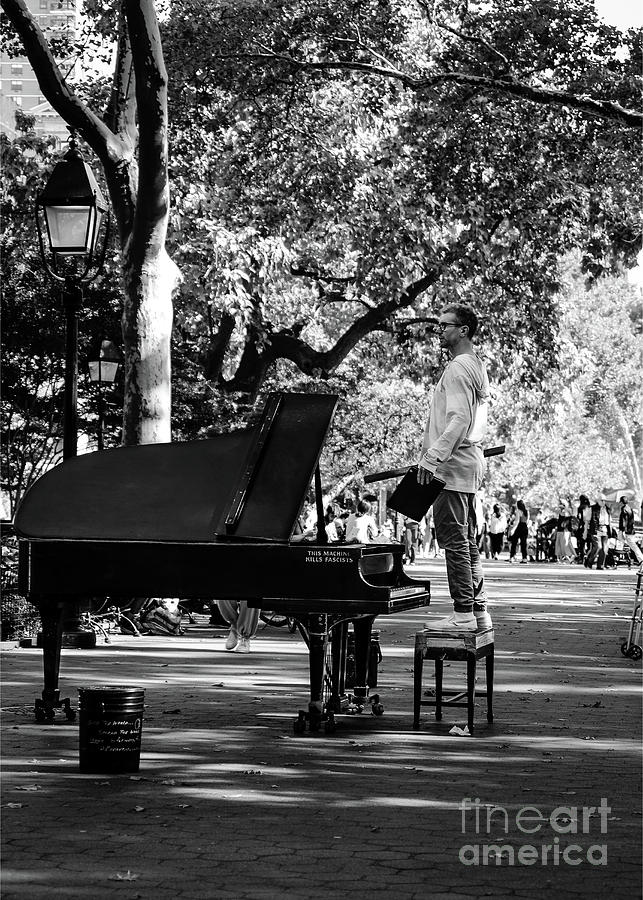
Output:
top-left (14, 392), bottom-right (430, 731)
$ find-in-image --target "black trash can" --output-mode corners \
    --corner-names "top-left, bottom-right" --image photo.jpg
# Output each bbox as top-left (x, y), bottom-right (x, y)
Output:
top-left (78, 686), bottom-right (145, 773)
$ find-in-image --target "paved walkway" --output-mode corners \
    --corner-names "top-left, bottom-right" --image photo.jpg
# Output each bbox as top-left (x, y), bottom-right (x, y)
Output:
top-left (1, 561), bottom-right (641, 899)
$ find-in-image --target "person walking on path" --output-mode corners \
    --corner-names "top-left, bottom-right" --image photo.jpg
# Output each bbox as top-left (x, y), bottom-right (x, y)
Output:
top-left (509, 500), bottom-right (530, 563)
top-left (488, 503), bottom-right (507, 560)
top-left (345, 499), bottom-right (378, 543)
top-left (585, 496), bottom-right (611, 570)
top-left (216, 600), bottom-right (259, 653)
top-left (554, 505), bottom-right (575, 562)
top-left (417, 304), bottom-right (491, 632)
top-left (618, 496), bottom-right (643, 570)
top-left (576, 494), bottom-right (591, 564)
top-left (403, 517), bottom-right (419, 563)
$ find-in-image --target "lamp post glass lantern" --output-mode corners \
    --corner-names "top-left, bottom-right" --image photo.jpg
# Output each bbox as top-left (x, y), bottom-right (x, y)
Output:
top-left (35, 131), bottom-right (110, 461)
top-left (36, 134), bottom-right (107, 265)
top-left (88, 340), bottom-right (120, 451)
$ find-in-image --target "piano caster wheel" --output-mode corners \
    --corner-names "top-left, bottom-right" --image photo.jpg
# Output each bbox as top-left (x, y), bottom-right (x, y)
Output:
top-left (34, 697), bottom-right (76, 723)
top-left (293, 711), bottom-right (307, 735)
top-left (324, 714), bottom-right (336, 735)
top-left (34, 703), bottom-right (54, 724)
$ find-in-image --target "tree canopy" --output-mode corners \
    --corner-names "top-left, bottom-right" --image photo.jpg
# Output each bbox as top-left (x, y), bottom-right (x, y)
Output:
top-left (1, 0), bottom-right (641, 512)
top-left (162, 0), bottom-right (642, 404)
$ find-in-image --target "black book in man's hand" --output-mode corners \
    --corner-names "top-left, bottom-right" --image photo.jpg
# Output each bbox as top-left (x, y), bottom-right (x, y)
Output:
top-left (387, 467), bottom-right (446, 521)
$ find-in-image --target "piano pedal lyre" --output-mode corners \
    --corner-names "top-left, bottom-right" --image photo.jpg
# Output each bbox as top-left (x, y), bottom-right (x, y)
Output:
top-left (345, 684), bottom-right (384, 717)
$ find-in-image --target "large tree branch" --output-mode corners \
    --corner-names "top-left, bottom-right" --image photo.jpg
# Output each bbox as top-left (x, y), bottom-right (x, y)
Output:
top-left (424, 72), bottom-right (643, 127)
top-left (123, 0), bottom-right (170, 265)
top-left (266, 269), bottom-right (440, 377)
top-left (220, 234), bottom-right (471, 394)
top-left (1, 0), bottom-right (139, 239)
top-left (105, 0), bottom-right (137, 144)
top-left (434, 19), bottom-right (511, 73)
top-left (245, 47), bottom-right (642, 128)
top-left (1, 0), bottom-right (123, 160)
top-left (202, 311), bottom-right (235, 382)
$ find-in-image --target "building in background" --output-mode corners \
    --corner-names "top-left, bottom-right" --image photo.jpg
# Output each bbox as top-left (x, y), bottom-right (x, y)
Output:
top-left (0, 0), bottom-right (78, 141)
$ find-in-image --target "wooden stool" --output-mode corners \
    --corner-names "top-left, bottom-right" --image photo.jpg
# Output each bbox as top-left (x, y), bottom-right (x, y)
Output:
top-left (413, 628), bottom-right (494, 733)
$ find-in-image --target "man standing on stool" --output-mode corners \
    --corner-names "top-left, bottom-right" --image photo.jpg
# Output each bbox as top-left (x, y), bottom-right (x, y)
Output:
top-left (418, 304), bottom-right (491, 632)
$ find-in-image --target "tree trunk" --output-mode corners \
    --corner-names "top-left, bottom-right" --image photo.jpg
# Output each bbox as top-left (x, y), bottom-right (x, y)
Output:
top-left (122, 247), bottom-right (179, 445)
top-left (613, 403), bottom-right (642, 497)
top-left (1, 0), bottom-right (177, 449)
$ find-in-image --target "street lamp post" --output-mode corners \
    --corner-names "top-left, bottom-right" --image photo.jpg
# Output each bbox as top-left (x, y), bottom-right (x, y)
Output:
top-left (35, 131), bottom-right (109, 460)
top-left (88, 340), bottom-right (121, 451)
top-left (35, 132), bottom-right (110, 651)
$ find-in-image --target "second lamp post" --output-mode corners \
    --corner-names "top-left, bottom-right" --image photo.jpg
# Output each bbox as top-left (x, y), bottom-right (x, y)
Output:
top-left (88, 340), bottom-right (121, 451)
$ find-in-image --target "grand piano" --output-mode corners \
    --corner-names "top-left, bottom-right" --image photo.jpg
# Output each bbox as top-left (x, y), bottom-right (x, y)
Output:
top-left (15, 392), bottom-right (430, 732)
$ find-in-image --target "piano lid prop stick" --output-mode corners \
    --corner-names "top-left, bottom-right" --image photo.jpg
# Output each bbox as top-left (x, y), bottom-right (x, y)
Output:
top-left (363, 445), bottom-right (506, 484)
top-left (314, 464), bottom-right (328, 545)
top-left (224, 393), bottom-right (283, 534)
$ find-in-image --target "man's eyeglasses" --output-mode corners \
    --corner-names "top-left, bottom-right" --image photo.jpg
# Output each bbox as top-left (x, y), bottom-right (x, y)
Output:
top-left (435, 321), bottom-right (463, 333)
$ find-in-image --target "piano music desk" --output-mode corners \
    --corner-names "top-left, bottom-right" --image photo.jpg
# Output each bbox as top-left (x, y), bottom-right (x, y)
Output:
top-left (413, 628), bottom-right (494, 734)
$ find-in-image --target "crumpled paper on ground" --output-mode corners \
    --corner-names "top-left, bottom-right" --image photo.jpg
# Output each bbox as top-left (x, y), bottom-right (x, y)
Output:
top-left (448, 725), bottom-right (471, 737)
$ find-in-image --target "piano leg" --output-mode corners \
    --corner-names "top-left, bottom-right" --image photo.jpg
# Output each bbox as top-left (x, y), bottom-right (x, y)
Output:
top-left (293, 614), bottom-right (338, 734)
top-left (307, 614), bottom-right (327, 729)
top-left (327, 620), bottom-right (349, 714)
top-left (35, 597), bottom-right (76, 723)
top-left (352, 616), bottom-right (383, 716)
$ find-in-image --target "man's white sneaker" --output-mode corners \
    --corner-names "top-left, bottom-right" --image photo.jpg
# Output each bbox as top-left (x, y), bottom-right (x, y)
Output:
top-left (235, 637), bottom-right (251, 653)
top-left (474, 610), bottom-right (493, 630)
top-left (424, 612), bottom-right (476, 631)
top-left (225, 629), bottom-right (239, 650)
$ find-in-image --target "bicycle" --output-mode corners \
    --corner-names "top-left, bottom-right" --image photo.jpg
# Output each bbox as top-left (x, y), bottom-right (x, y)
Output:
top-left (259, 610), bottom-right (298, 633)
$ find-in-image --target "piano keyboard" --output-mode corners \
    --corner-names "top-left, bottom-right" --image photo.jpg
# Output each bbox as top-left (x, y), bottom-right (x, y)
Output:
top-left (390, 585), bottom-right (427, 599)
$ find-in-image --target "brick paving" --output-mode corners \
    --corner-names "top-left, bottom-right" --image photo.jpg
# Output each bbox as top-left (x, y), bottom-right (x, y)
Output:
top-left (1, 560), bottom-right (641, 899)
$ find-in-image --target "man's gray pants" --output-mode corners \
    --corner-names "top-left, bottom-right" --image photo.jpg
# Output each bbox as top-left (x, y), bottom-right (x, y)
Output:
top-left (432, 490), bottom-right (488, 614)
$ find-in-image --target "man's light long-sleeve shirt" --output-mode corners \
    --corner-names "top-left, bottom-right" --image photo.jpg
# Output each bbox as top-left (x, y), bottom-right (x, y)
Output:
top-left (420, 353), bottom-right (490, 493)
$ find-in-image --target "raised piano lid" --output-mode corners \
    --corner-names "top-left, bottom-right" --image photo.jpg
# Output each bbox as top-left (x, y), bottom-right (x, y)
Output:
top-left (14, 392), bottom-right (338, 544)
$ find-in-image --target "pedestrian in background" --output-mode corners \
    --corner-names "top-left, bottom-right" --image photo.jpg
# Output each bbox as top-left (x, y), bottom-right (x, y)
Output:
top-left (217, 600), bottom-right (259, 653)
top-left (509, 500), bottom-right (530, 563)
top-left (585, 495), bottom-right (611, 570)
top-left (403, 517), bottom-right (419, 564)
top-left (345, 499), bottom-right (378, 543)
top-left (619, 496), bottom-right (643, 570)
top-left (554, 505), bottom-right (575, 562)
top-left (488, 503), bottom-right (507, 560)
top-left (576, 495), bottom-right (591, 564)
